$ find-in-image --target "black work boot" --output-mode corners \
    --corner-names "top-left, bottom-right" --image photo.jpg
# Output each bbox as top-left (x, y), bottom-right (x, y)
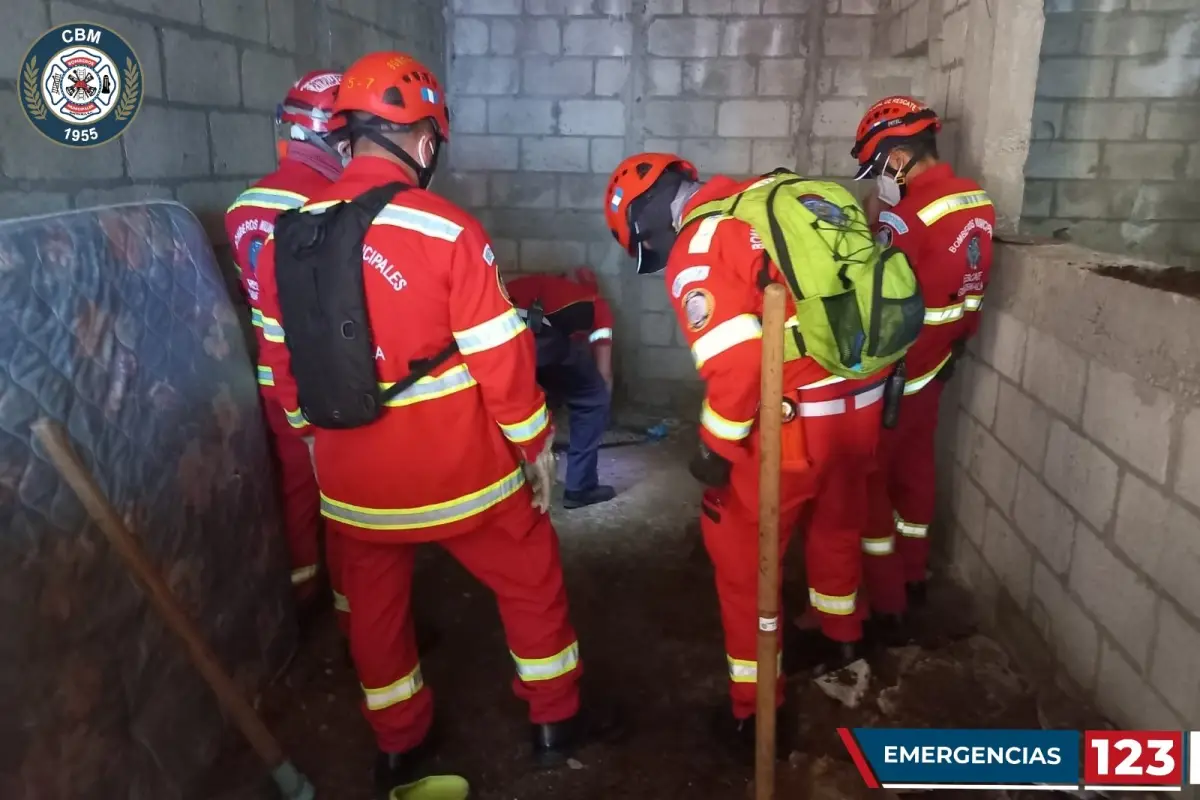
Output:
top-left (906, 580), bottom-right (928, 609)
top-left (562, 485), bottom-right (617, 509)
top-left (374, 738), bottom-right (436, 798)
top-left (712, 706), bottom-right (794, 760)
top-left (783, 627), bottom-right (864, 676)
top-left (531, 708), bottom-right (625, 768)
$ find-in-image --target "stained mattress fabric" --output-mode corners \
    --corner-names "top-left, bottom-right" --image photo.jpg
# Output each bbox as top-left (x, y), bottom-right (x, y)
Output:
top-left (0, 202), bottom-right (296, 799)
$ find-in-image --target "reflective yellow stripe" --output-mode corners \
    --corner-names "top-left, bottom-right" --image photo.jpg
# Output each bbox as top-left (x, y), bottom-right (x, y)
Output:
top-left (727, 652), bottom-right (783, 684)
top-left (895, 513), bottom-right (929, 538)
top-left (261, 315), bottom-right (286, 343)
top-left (333, 590), bottom-right (350, 613)
top-left (251, 308), bottom-right (264, 328)
top-left (903, 352), bottom-right (953, 396)
top-left (291, 565), bottom-right (318, 585)
top-left (964, 293), bottom-right (984, 311)
top-left (916, 190), bottom-right (993, 226)
top-left (285, 407), bottom-right (308, 429)
top-left (362, 664), bottom-right (424, 711)
top-left (227, 187), bottom-right (308, 213)
top-left (688, 215), bottom-right (727, 254)
top-left (691, 313), bottom-right (762, 369)
top-left (700, 399), bottom-right (753, 442)
top-left (453, 308), bottom-right (525, 355)
top-left (809, 588), bottom-right (856, 616)
top-left (320, 466), bottom-right (526, 530)
top-left (862, 536), bottom-right (895, 556)
top-left (257, 365), bottom-right (275, 387)
top-left (380, 364), bottom-right (477, 407)
top-left (589, 327), bottom-right (613, 343)
top-left (924, 303), bottom-right (965, 325)
top-left (512, 642), bottom-right (580, 682)
top-left (499, 403), bottom-right (550, 445)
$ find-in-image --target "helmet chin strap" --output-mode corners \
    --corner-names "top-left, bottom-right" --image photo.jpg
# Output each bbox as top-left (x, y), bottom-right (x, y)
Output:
top-left (354, 125), bottom-right (439, 189)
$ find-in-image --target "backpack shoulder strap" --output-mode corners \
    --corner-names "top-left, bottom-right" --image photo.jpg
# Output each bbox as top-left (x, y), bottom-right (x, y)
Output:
top-left (349, 181), bottom-right (412, 216)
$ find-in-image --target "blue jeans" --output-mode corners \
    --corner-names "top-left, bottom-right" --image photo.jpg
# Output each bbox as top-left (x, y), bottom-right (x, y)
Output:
top-left (538, 341), bottom-right (610, 493)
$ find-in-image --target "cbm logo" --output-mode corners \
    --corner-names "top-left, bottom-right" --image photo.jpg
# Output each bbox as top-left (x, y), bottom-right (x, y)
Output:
top-left (20, 23), bottom-right (143, 148)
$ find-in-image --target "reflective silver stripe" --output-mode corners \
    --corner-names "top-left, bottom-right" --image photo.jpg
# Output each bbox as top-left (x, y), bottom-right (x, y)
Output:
top-left (261, 315), bottom-right (286, 343)
top-left (285, 407), bottom-right (308, 429)
top-left (796, 383), bottom-right (885, 417)
top-left (916, 190), bottom-right (993, 226)
top-left (964, 293), bottom-right (984, 311)
top-left (589, 327), bottom-right (613, 343)
top-left (700, 400), bottom-right (753, 441)
top-left (332, 590), bottom-right (350, 613)
top-left (381, 364), bottom-right (477, 407)
top-left (727, 652), bottom-right (782, 684)
top-left (257, 365), bottom-right (275, 387)
top-left (904, 352), bottom-right (953, 396)
top-left (227, 187), bottom-right (308, 213)
top-left (291, 565), bottom-right (318, 585)
top-left (895, 514), bottom-right (929, 538)
top-left (809, 588), bottom-right (856, 616)
top-left (499, 403), bottom-right (550, 444)
top-left (691, 313), bottom-right (762, 368)
top-left (374, 204), bottom-right (464, 242)
top-left (688, 215), bottom-right (726, 254)
top-left (862, 536), bottom-right (894, 555)
top-left (251, 308), bottom-right (264, 328)
top-left (924, 304), bottom-right (965, 325)
top-left (320, 466), bottom-right (526, 530)
top-left (453, 308), bottom-right (525, 355)
top-left (362, 665), bottom-right (424, 711)
top-left (511, 641), bottom-right (580, 682)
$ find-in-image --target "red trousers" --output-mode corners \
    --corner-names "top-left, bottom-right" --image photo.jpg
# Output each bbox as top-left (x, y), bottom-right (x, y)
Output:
top-left (330, 507), bottom-right (582, 753)
top-left (863, 380), bottom-right (944, 609)
top-left (702, 383), bottom-right (883, 719)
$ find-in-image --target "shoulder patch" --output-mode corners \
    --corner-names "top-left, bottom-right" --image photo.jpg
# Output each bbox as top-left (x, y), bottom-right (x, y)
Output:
top-left (482, 243), bottom-right (495, 267)
top-left (877, 210), bottom-right (909, 235)
top-left (875, 226), bottom-right (893, 248)
top-left (798, 195), bottom-right (850, 228)
top-left (683, 288), bottom-right (714, 332)
top-left (671, 265), bottom-right (710, 298)
top-left (247, 238), bottom-right (264, 272)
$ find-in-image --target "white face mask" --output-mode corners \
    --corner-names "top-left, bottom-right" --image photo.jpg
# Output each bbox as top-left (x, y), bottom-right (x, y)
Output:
top-left (876, 174), bottom-right (902, 207)
top-left (417, 136), bottom-right (435, 169)
top-left (336, 140), bottom-right (352, 168)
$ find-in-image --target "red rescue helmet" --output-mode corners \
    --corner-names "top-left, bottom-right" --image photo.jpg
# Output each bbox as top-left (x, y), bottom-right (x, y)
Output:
top-left (850, 96), bottom-right (941, 180)
top-left (279, 70), bottom-right (342, 135)
top-left (332, 51), bottom-right (450, 141)
top-left (604, 153), bottom-right (698, 273)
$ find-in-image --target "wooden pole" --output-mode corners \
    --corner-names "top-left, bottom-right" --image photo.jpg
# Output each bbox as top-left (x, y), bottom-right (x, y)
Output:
top-left (755, 284), bottom-right (787, 800)
top-left (32, 419), bottom-right (315, 800)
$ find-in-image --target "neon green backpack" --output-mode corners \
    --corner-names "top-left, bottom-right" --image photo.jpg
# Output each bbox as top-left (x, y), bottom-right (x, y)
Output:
top-left (681, 169), bottom-right (924, 380)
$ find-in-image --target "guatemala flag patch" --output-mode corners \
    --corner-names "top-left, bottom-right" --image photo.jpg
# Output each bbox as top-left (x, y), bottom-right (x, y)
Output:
top-left (421, 87), bottom-right (439, 104)
top-left (610, 188), bottom-right (623, 211)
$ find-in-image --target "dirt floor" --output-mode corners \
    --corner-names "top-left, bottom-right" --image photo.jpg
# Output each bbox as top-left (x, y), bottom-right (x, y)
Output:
top-left (204, 438), bottom-right (1114, 800)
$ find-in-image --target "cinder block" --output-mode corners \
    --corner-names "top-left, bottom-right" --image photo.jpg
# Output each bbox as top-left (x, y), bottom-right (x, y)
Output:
top-left (952, 469), bottom-right (987, 547)
top-left (687, 0), bottom-right (733, 11)
top-left (969, 427), bottom-right (1019, 513)
top-left (954, 408), bottom-right (979, 469)
top-left (1022, 327), bottom-right (1088, 421)
top-left (0, 191), bottom-right (68, 219)
top-left (717, 100), bottom-right (791, 138)
top-left (1030, 103), bottom-right (1063, 141)
top-left (488, 99), bottom-right (556, 135)
top-left (994, 381), bottom-right (1051, 471)
top-left (1080, 15), bottom-right (1166, 57)
top-left (162, 30), bottom-right (239, 105)
top-left (752, 139), bottom-right (797, 173)
top-left (1149, 600), bottom-right (1200, 720)
top-left (560, 100), bottom-right (627, 136)
top-left (1103, 143), bottom-right (1186, 181)
top-left (440, 172), bottom-right (489, 210)
top-left (1115, 472), bottom-right (1200, 621)
top-left (961, 358), bottom-right (999, 428)
top-left (590, 138), bottom-right (626, 173)
top-left (1177, 407), bottom-right (1200, 511)
top-left (641, 312), bottom-right (676, 346)
top-left (124, 106), bottom-right (210, 179)
top-left (1035, 58), bottom-right (1115, 99)
top-left (521, 136), bottom-right (590, 172)
top-left (598, 0), bottom-right (635, 12)
top-left (596, 59), bottom-right (631, 96)
top-left (649, 59), bottom-right (684, 96)
top-left (110, 0), bottom-right (201, 22)
top-left (644, 137), bottom-right (680, 153)
top-left (1063, 101), bottom-right (1148, 141)
top-left (521, 239), bottom-right (589, 271)
top-left (981, 507), bottom-right (1033, 609)
top-left (637, 345), bottom-right (698, 382)
top-left (1070, 522), bottom-right (1157, 669)
top-left (644, 100), bottom-right (717, 137)
top-left (1115, 58), bottom-right (1200, 99)
top-left (1096, 640), bottom-right (1183, 731)
top-left (502, 18), bottom-right (562, 55)
top-left (1044, 420), bottom-right (1119, 531)
top-left (176, 180), bottom-right (245, 241)
top-left (1043, 0), bottom-right (1124, 10)
top-left (812, 98), bottom-right (869, 137)
top-left (641, 274), bottom-right (671, 311)
top-left (1147, 102), bottom-right (1200, 141)
top-left (823, 16), bottom-right (872, 58)
top-left (526, 0), bottom-right (593, 13)
top-left (449, 135), bottom-right (519, 171)
top-left (564, 19), bottom-right (633, 57)
top-left (47, 3), bottom-right (163, 98)
top-left (757, 59), bottom-right (807, 97)
top-left (1024, 142), bottom-right (1101, 180)
top-left (454, 17), bottom-right (489, 55)
top-left (762, 0), bottom-right (813, 10)
top-left (210, 112), bottom-right (274, 176)
top-left (1040, 14), bottom-right (1081, 56)
top-left (559, 174), bottom-right (611, 210)
top-left (680, 138), bottom-right (752, 174)
top-left (1082, 363), bottom-right (1175, 485)
top-left (977, 311), bottom-right (1026, 382)
top-left (903, 0), bottom-right (928, 52)
top-left (722, 18), bottom-right (797, 58)
top-left (241, 50), bottom-right (297, 111)
top-left (453, 57), bottom-right (520, 96)
top-left (522, 58), bottom-right (594, 96)
top-left (453, 0), bottom-right (521, 12)
top-left (648, 18), bottom-right (721, 57)
top-left (647, 0), bottom-right (684, 12)
top-left (1055, 180), bottom-right (1140, 221)
top-left (684, 59), bottom-right (757, 97)
top-left (1031, 562), bottom-right (1099, 690)
top-left (938, 6), bottom-right (968, 62)
top-left (75, 185), bottom-right (173, 209)
top-left (820, 137), bottom-right (860, 178)
top-left (490, 173), bottom-right (558, 209)
top-left (837, 0), bottom-right (880, 13)
top-left (450, 98), bottom-right (488, 134)
top-left (1014, 467), bottom-right (1076, 575)
top-left (1130, 183), bottom-right (1200, 222)
top-left (1022, 180), bottom-right (1054, 219)
top-left (201, 0), bottom-right (267, 42)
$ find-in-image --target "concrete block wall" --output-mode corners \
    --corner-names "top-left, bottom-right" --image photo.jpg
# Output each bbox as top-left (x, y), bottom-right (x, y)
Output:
top-left (936, 242), bottom-right (1200, 731)
top-left (1022, 1), bottom-right (1200, 268)
top-left (444, 0), bottom-right (928, 412)
top-left (0, 0), bottom-right (445, 267)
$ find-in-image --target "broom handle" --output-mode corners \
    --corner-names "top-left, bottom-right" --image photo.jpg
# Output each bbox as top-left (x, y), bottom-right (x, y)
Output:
top-left (32, 419), bottom-right (289, 770)
top-left (755, 284), bottom-right (787, 800)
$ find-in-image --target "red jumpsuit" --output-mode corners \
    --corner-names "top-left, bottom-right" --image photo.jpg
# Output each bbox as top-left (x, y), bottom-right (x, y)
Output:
top-left (223, 141), bottom-right (340, 606)
top-left (669, 176), bottom-right (885, 720)
top-left (254, 155), bottom-right (581, 754)
top-left (862, 163), bottom-right (995, 610)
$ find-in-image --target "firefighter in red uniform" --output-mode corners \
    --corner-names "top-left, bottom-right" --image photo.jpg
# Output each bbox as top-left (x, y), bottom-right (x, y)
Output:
top-left (253, 52), bottom-right (610, 794)
top-left (224, 70), bottom-right (345, 611)
top-left (604, 154), bottom-right (886, 749)
top-left (506, 269), bottom-right (616, 508)
top-left (851, 97), bottom-right (995, 612)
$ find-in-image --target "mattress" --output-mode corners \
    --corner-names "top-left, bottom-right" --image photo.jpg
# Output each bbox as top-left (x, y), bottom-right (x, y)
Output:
top-left (0, 201), bottom-right (296, 799)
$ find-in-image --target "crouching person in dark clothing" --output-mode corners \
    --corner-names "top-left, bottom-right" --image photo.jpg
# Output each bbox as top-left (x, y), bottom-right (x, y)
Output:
top-left (507, 268), bottom-right (616, 509)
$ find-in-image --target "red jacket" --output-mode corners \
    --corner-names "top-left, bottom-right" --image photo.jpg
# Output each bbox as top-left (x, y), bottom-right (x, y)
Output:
top-left (872, 163), bottom-right (995, 394)
top-left (505, 273), bottom-right (614, 348)
top-left (254, 156), bottom-right (551, 543)
top-left (668, 176), bottom-right (882, 464)
top-left (224, 142), bottom-right (341, 400)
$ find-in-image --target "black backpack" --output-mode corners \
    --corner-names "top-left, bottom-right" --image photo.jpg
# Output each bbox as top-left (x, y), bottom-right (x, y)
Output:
top-left (273, 182), bottom-right (458, 429)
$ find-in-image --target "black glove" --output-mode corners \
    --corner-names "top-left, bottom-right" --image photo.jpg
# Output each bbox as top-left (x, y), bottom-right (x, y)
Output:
top-left (689, 443), bottom-right (732, 488)
top-left (936, 339), bottom-right (967, 383)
